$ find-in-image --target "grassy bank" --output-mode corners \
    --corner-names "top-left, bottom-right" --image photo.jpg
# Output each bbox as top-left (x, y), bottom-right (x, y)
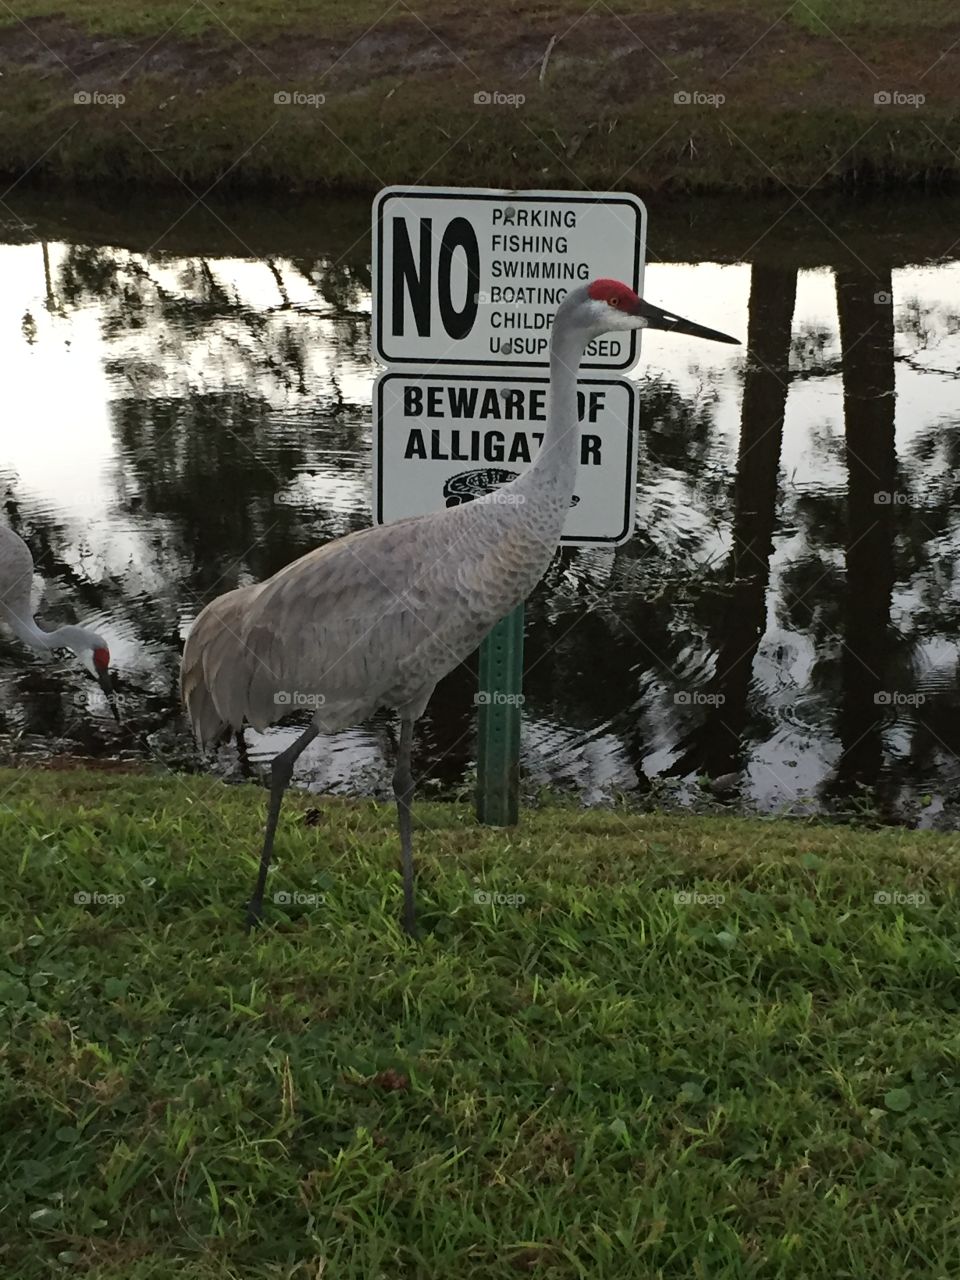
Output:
top-left (2, 766), bottom-right (960, 1277)
top-left (0, 0), bottom-right (957, 195)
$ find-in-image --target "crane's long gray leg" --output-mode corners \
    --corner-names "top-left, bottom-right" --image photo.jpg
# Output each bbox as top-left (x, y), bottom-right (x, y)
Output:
top-left (246, 722), bottom-right (320, 931)
top-left (393, 716), bottom-right (417, 937)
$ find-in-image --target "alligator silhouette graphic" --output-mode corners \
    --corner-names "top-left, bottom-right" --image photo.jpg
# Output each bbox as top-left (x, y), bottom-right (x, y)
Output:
top-left (442, 467), bottom-right (581, 509)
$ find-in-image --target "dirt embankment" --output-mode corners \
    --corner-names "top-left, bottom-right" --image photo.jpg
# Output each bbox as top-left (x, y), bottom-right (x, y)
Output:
top-left (0, 7), bottom-right (957, 195)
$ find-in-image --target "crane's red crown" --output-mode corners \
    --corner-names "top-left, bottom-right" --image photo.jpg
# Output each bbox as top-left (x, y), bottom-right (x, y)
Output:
top-left (588, 278), bottom-right (640, 310)
top-left (93, 646), bottom-right (110, 672)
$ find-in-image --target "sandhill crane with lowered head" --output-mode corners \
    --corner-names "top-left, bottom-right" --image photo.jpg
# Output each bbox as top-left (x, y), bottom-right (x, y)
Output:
top-left (0, 522), bottom-right (120, 721)
top-left (180, 279), bottom-right (738, 935)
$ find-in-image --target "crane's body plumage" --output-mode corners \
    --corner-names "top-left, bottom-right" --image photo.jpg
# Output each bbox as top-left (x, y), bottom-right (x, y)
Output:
top-left (183, 503), bottom-right (551, 743)
top-left (181, 412), bottom-right (574, 747)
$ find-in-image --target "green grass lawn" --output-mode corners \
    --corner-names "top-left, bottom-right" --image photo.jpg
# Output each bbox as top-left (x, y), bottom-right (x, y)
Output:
top-left (2, 766), bottom-right (960, 1277)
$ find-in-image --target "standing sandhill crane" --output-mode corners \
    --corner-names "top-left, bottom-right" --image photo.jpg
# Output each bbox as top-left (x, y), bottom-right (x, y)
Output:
top-left (0, 522), bottom-right (120, 720)
top-left (181, 279), bottom-right (738, 935)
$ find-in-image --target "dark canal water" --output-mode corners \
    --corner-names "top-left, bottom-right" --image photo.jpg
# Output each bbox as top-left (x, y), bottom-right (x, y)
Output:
top-left (2, 188), bottom-right (960, 826)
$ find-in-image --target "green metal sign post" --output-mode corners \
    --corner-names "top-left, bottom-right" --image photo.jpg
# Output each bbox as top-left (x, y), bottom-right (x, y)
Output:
top-left (476, 604), bottom-right (525, 825)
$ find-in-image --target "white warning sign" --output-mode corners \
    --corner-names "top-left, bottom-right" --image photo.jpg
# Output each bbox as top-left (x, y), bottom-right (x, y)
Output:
top-left (372, 372), bottom-right (638, 546)
top-left (372, 186), bottom-right (646, 371)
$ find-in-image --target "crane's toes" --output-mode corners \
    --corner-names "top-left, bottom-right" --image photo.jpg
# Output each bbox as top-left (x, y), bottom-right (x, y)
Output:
top-left (244, 901), bottom-right (264, 932)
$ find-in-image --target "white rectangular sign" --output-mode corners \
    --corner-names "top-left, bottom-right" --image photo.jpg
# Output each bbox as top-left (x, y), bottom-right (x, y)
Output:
top-left (372, 186), bottom-right (646, 372)
top-left (372, 372), bottom-right (637, 546)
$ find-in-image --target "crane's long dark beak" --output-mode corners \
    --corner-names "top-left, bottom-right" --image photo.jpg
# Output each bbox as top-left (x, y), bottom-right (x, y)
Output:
top-left (633, 298), bottom-right (740, 344)
top-left (97, 668), bottom-right (123, 724)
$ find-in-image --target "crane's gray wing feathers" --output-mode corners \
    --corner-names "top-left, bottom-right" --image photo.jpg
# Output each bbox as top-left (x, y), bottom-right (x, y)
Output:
top-left (239, 519), bottom-right (469, 731)
top-left (180, 505), bottom-right (547, 746)
top-left (182, 516), bottom-right (475, 743)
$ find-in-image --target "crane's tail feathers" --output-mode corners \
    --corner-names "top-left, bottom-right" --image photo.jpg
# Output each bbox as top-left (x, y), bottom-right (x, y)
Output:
top-left (180, 588), bottom-right (254, 749)
top-left (180, 654), bottom-right (229, 748)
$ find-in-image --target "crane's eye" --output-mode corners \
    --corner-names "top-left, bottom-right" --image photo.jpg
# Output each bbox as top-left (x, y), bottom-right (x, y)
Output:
top-left (609, 296), bottom-right (620, 308)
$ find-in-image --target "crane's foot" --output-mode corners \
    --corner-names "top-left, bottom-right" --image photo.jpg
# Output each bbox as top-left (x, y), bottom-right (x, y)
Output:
top-left (244, 899), bottom-right (264, 932)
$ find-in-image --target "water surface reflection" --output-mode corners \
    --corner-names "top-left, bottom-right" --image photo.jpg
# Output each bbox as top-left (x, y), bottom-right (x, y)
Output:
top-left (3, 193), bottom-right (960, 826)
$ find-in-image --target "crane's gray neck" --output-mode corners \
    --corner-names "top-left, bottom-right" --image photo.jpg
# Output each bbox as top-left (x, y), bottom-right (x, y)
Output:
top-left (0, 604), bottom-right (94, 657)
top-left (521, 320), bottom-right (588, 500)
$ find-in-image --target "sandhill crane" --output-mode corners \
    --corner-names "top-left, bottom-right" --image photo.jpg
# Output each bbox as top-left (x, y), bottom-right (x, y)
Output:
top-left (0, 522), bottom-right (120, 721)
top-left (181, 279), bottom-right (738, 935)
